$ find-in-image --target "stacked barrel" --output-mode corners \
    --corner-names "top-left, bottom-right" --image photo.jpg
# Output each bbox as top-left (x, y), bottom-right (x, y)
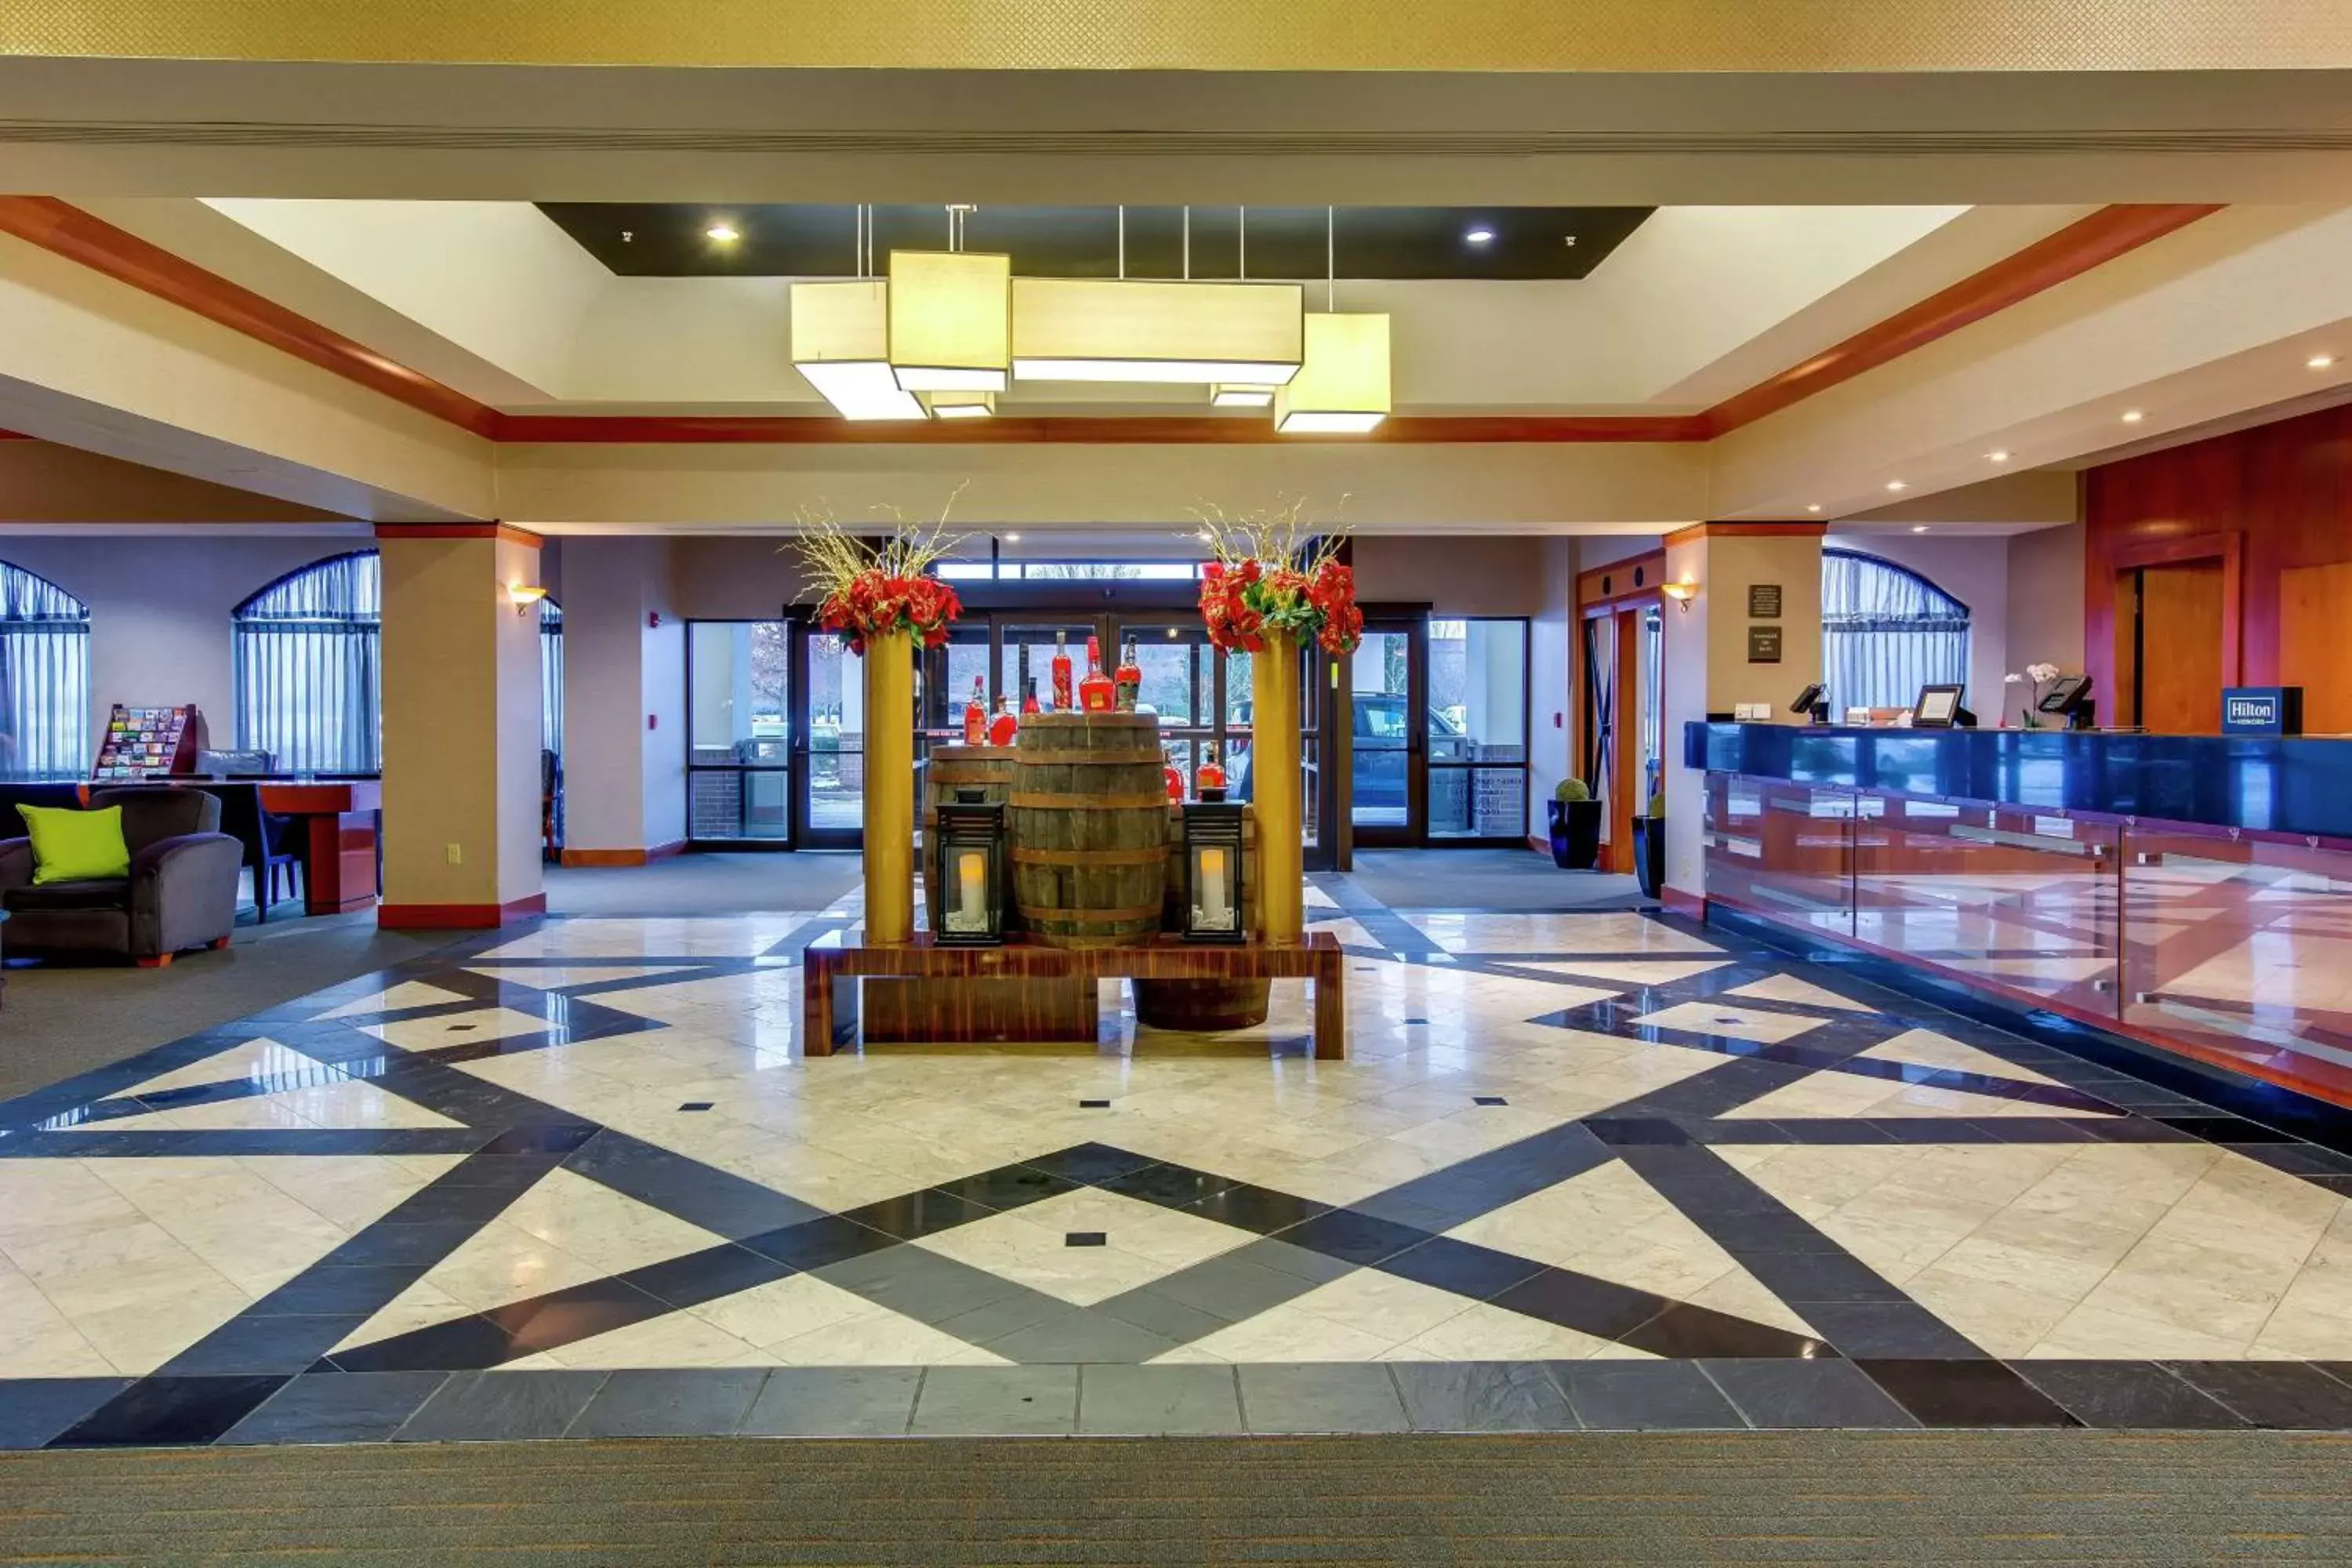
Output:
top-left (1007, 713), bottom-right (1169, 949)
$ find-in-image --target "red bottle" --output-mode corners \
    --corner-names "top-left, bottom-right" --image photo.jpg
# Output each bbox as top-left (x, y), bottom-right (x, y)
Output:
top-left (1079, 637), bottom-right (1116, 713)
top-left (1022, 677), bottom-right (1040, 716)
top-left (1115, 641), bottom-right (1143, 713)
top-left (1164, 760), bottom-right (1184, 801)
top-left (1050, 631), bottom-right (1073, 712)
top-left (961, 675), bottom-right (986, 746)
top-left (1196, 746), bottom-right (1228, 798)
top-left (988, 697), bottom-right (1018, 748)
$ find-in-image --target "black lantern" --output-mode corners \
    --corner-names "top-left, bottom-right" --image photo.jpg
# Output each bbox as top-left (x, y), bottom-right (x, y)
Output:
top-left (1181, 801), bottom-right (1247, 944)
top-left (933, 789), bottom-right (1006, 946)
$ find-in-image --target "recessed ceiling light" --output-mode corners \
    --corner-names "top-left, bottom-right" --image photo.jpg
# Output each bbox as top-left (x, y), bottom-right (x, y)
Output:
top-left (1886, 480), bottom-right (1907, 492)
top-left (1806, 503), bottom-right (1823, 514)
top-left (2121, 408), bottom-right (2144, 423)
top-left (1004, 532), bottom-right (1021, 543)
top-left (2310, 353), bottom-right (2337, 369)
top-left (1465, 227), bottom-right (1496, 246)
top-left (705, 223), bottom-right (741, 242)
top-left (1987, 450), bottom-right (2011, 463)
top-left (1911, 525), bottom-right (1930, 534)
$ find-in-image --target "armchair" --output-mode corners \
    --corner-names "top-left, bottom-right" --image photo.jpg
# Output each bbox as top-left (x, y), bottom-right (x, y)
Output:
top-left (0, 786), bottom-right (243, 966)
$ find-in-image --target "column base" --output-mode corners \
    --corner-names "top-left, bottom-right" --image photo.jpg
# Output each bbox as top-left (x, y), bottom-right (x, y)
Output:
top-left (378, 893), bottom-right (548, 930)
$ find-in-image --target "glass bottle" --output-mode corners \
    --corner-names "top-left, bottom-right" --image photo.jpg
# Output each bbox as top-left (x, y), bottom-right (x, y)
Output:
top-left (1050, 631), bottom-right (1073, 711)
top-left (961, 674), bottom-right (986, 746)
top-left (1115, 640), bottom-right (1143, 712)
top-left (1196, 743), bottom-right (1228, 797)
top-left (1022, 676), bottom-right (1041, 716)
top-left (1079, 635), bottom-right (1116, 713)
top-left (988, 695), bottom-right (1018, 747)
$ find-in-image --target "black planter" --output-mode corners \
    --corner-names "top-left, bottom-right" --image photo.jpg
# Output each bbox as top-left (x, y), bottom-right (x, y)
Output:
top-left (1546, 798), bottom-right (1603, 869)
top-left (1631, 815), bottom-right (1666, 899)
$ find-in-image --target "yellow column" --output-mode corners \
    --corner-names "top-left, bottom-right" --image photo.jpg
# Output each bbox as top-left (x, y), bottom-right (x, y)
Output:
top-left (378, 524), bottom-right (548, 927)
top-left (1252, 628), bottom-right (1304, 945)
top-left (862, 628), bottom-right (916, 945)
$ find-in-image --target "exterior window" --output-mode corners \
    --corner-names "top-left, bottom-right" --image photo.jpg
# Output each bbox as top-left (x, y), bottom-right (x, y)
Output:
top-left (233, 550), bottom-right (381, 775)
top-left (1821, 550), bottom-right (1971, 715)
top-left (0, 561), bottom-right (91, 780)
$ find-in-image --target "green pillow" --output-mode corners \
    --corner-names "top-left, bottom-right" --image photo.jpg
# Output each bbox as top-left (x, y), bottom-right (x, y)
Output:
top-left (16, 804), bottom-right (131, 886)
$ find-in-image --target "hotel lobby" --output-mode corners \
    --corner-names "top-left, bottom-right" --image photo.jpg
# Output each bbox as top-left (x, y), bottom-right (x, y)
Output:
top-left (8, 5), bottom-right (2352, 1560)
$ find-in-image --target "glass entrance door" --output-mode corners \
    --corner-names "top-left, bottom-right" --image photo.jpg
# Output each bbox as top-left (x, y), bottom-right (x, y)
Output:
top-left (685, 619), bottom-right (793, 846)
top-left (1350, 620), bottom-right (1424, 846)
top-left (1111, 618), bottom-right (1217, 797)
top-left (796, 628), bottom-right (863, 848)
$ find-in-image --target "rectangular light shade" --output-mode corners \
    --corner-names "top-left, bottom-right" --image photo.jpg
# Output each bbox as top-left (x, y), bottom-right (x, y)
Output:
top-left (921, 390), bottom-right (996, 419)
top-left (791, 280), bottom-right (925, 420)
top-left (890, 250), bottom-right (1011, 392)
top-left (1275, 313), bottom-right (1390, 434)
top-left (1012, 278), bottom-right (1304, 384)
top-left (1211, 383), bottom-right (1276, 408)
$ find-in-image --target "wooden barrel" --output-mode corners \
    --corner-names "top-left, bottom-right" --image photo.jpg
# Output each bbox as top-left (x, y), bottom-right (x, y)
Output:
top-left (922, 745), bottom-right (1018, 936)
top-left (1134, 978), bottom-right (1273, 1032)
top-left (1010, 714), bottom-right (1168, 949)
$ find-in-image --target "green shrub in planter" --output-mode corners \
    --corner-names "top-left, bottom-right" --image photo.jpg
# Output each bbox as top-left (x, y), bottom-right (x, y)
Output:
top-left (1547, 777), bottom-right (1602, 869)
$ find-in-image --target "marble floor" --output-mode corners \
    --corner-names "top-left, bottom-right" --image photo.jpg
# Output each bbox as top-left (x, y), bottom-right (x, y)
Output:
top-left (9, 873), bottom-right (2352, 1446)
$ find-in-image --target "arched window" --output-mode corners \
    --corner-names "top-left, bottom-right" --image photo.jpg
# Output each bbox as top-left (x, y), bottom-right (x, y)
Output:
top-left (1821, 549), bottom-right (1971, 715)
top-left (234, 550), bottom-right (381, 775)
top-left (0, 562), bottom-right (91, 780)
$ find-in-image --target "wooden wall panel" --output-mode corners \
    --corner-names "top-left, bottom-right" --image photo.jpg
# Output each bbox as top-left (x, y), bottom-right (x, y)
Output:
top-left (2280, 562), bottom-right (2352, 735)
top-left (2134, 561), bottom-right (2225, 734)
top-left (2085, 401), bottom-right (2352, 720)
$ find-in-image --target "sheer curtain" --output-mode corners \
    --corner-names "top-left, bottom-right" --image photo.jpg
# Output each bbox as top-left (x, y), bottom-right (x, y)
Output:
top-left (1821, 550), bottom-right (1971, 715)
top-left (539, 598), bottom-right (564, 760)
top-left (234, 551), bottom-right (382, 775)
top-left (0, 562), bottom-right (91, 780)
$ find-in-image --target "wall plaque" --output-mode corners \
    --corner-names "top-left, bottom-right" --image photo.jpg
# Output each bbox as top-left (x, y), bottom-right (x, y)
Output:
top-left (1748, 625), bottom-right (1783, 663)
top-left (1748, 583), bottom-right (1783, 619)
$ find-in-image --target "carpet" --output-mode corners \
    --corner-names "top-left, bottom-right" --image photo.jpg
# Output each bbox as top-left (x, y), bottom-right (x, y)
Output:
top-left (546, 851), bottom-right (864, 918)
top-left (0, 913), bottom-right (455, 1102)
top-left (4, 1431), bottom-right (2345, 1565)
top-left (1347, 848), bottom-right (1647, 912)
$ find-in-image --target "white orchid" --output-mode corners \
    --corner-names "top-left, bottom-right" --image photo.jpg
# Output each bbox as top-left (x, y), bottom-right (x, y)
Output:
top-left (2026, 662), bottom-right (2060, 684)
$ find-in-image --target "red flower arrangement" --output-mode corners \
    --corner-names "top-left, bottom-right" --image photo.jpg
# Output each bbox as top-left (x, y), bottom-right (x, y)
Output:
top-left (1196, 507), bottom-right (1362, 656)
top-left (818, 570), bottom-right (963, 655)
top-left (790, 496), bottom-right (968, 655)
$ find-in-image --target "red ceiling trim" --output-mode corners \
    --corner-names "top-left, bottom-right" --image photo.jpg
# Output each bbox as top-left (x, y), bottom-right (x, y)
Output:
top-left (488, 412), bottom-right (1708, 444)
top-left (1698, 203), bottom-right (2223, 437)
top-left (0, 198), bottom-right (2219, 448)
top-left (0, 195), bottom-right (499, 440)
top-left (375, 521), bottom-right (545, 547)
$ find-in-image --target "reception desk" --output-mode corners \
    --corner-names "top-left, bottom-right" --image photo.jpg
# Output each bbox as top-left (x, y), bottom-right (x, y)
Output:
top-left (1686, 723), bottom-right (2352, 1106)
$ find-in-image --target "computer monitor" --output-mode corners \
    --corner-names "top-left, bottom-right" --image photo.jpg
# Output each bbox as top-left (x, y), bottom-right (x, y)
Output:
top-left (2037, 673), bottom-right (2093, 720)
top-left (1911, 684), bottom-right (1974, 728)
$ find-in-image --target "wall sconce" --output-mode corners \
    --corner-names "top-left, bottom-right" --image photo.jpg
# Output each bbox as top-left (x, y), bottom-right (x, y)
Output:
top-left (507, 583), bottom-right (550, 616)
top-left (1662, 579), bottom-right (1698, 612)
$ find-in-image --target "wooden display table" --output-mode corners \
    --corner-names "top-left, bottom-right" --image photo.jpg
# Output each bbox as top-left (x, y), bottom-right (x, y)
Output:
top-left (79, 779), bottom-right (380, 915)
top-left (802, 930), bottom-right (1345, 1059)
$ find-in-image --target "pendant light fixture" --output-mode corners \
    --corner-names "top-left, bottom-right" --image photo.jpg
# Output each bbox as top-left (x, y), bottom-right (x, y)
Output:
top-left (1211, 205), bottom-right (1287, 408)
top-left (791, 206), bottom-right (928, 421)
top-left (1013, 205), bottom-right (1304, 386)
top-left (920, 390), bottom-right (996, 419)
top-left (1275, 206), bottom-right (1391, 435)
top-left (889, 204), bottom-right (1012, 393)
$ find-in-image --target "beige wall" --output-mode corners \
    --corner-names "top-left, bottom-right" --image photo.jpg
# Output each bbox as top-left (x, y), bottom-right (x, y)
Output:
top-left (379, 533), bottom-right (543, 910)
top-left (1352, 535), bottom-right (1553, 616)
top-left (1662, 529), bottom-right (1826, 898)
top-left (2006, 517), bottom-right (2087, 682)
top-left (0, 532), bottom-right (366, 748)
